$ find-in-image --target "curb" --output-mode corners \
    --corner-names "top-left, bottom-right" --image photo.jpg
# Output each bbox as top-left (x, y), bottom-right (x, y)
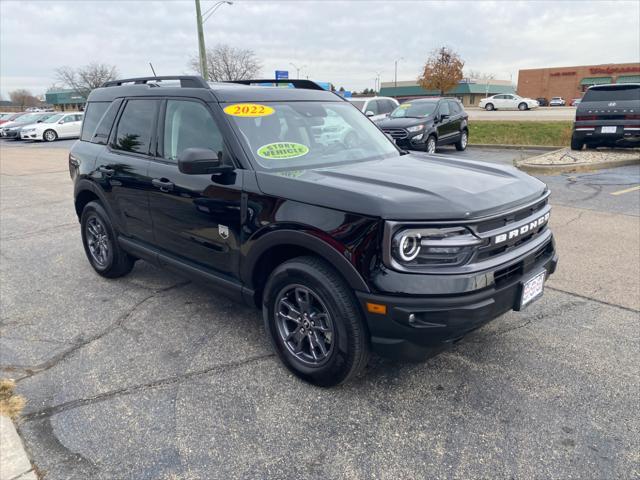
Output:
top-left (468, 143), bottom-right (563, 151)
top-left (0, 416), bottom-right (37, 480)
top-left (515, 149), bottom-right (640, 175)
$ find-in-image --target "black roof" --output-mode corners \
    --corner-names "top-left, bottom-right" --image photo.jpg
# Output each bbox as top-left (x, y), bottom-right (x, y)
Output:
top-left (88, 75), bottom-right (342, 103)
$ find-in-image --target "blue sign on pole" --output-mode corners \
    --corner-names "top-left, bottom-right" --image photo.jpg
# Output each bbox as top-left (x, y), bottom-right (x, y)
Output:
top-left (275, 70), bottom-right (289, 80)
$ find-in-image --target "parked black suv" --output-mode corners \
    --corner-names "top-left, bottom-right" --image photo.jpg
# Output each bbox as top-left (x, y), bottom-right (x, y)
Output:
top-left (71, 76), bottom-right (558, 386)
top-left (375, 98), bottom-right (468, 153)
top-left (571, 83), bottom-right (640, 150)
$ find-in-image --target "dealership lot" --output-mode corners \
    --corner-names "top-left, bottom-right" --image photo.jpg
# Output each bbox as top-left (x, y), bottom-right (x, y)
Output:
top-left (1, 144), bottom-right (638, 479)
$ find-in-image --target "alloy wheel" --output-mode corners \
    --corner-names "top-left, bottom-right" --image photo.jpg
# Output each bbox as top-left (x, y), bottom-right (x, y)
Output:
top-left (275, 284), bottom-right (335, 366)
top-left (86, 216), bottom-right (110, 267)
top-left (44, 130), bottom-right (56, 141)
top-left (427, 137), bottom-right (436, 154)
top-left (461, 132), bottom-right (468, 149)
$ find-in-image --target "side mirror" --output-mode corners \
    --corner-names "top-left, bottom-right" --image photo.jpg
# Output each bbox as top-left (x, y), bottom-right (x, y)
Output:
top-left (365, 110), bottom-right (375, 117)
top-left (58, 120), bottom-right (65, 124)
top-left (440, 113), bottom-right (449, 120)
top-left (178, 148), bottom-right (230, 175)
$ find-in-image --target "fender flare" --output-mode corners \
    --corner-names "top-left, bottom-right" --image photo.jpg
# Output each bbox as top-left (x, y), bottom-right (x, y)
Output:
top-left (74, 178), bottom-right (124, 232)
top-left (242, 229), bottom-right (371, 293)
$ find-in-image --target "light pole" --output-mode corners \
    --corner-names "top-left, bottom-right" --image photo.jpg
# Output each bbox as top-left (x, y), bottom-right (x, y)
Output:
top-left (394, 57), bottom-right (404, 88)
top-left (195, 0), bottom-right (233, 80)
top-left (290, 62), bottom-right (307, 79)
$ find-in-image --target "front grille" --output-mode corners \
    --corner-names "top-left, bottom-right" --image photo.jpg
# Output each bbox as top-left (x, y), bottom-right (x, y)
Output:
top-left (493, 240), bottom-right (554, 287)
top-left (382, 128), bottom-right (408, 140)
top-left (476, 197), bottom-right (548, 234)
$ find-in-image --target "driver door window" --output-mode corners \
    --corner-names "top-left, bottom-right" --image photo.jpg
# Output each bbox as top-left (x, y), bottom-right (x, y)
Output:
top-left (366, 100), bottom-right (380, 116)
top-left (163, 100), bottom-right (226, 163)
top-left (438, 101), bottom-right (450, 118)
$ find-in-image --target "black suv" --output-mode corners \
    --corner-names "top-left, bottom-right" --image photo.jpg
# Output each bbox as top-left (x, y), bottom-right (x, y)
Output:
top-left (571, 83), bottom-right (640, 150)
top-left (71, 76), bottom-right (558, 386)
top-left (375, 98), bottom-right (468, 153)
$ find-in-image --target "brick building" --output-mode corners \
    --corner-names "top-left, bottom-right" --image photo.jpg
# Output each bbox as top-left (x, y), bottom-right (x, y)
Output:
top-left (517, 62), bottom-right (640, 102)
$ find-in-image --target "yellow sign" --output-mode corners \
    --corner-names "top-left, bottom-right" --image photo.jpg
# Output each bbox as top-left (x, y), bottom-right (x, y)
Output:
top-left (223, 103), bottom-right (274, 117)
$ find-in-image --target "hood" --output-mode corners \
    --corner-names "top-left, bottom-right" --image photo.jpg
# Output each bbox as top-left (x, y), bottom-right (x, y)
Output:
top-left (255, 153), bottom-right (546, 221)
top-left (376, 116), bottom-right (432, 128)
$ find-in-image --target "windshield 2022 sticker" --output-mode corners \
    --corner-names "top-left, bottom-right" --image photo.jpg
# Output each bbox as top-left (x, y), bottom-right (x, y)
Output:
top-left (257, 142), bottom-right (309, 160)
top-left (223, 103), bottom-right (275, 117)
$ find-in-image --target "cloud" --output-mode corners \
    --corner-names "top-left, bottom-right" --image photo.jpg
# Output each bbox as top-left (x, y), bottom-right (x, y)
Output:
top-left (0, 0), bottom-right (638, 97)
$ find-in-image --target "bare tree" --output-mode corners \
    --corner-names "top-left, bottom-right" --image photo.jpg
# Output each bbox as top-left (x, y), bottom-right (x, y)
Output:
top-left (189, 44), bottom-right (261, 81)
top-left (9, 89), bottom-right (39, 109)
top-left (418, 47), bottom-right (465, 95)
top-left (55, 63), bottom-right (118, 97)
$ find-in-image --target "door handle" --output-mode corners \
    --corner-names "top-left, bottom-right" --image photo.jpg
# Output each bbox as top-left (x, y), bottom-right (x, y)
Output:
top-left (98, 166), bottom-right (115, 176)
top-left (152, 178), bottom-right (174, 192)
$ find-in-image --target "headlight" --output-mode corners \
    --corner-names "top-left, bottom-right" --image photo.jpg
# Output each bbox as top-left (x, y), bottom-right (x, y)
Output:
top-left (407, 124), bottom-right (425, 133)
top-left (22, 128), bottom-right (35, 133)
top-left (391, 226), bottom-right (482, 267)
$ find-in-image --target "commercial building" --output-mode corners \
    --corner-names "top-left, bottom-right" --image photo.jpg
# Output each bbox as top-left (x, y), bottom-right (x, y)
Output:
top-left (517, 62), bottom-right (640, 102)
top-left (378, 78), bottom-right (515, 106)
top-left (44, 89), bottom-right (86, 111)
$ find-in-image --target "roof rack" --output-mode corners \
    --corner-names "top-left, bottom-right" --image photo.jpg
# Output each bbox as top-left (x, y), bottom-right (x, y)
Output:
top-left (102, 76), bottom-right (209, 88)
top-left (225, 79), bottom-right (326, 91)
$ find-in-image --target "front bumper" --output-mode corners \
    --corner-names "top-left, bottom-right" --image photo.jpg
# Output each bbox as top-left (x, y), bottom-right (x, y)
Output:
top-left (356, 238), bottom-right (558, 360)
top-left (20, 131), bottom-right (40, 140)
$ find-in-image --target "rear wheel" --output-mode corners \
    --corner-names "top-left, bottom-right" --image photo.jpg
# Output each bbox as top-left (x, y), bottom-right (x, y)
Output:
top-left (485, 103), bottom-right (494, 111)
top-left (570, 134), bottom-right (583, 151)
top-left (81, 201), bottom-right (135, 278)
top-left (43, 129), bottom-right (57, 142)
top-left (263, 256), bottom-right (369, 387)
top-left (455, 130), bottom-right (468, 151)
top-left (518, 102), bottom-right (528, 111)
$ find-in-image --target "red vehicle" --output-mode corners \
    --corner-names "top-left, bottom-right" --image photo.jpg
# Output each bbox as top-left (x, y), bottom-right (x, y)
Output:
top-left (0, 112), bottom-right (26, 125)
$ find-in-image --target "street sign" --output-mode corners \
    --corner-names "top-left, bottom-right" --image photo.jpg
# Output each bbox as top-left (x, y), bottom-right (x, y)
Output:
top-left (275, 70), bottom-right (289, 80)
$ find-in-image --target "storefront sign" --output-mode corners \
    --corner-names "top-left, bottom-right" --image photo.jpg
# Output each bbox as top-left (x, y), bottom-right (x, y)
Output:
top-left (590, 66), bottom-right (640, 75)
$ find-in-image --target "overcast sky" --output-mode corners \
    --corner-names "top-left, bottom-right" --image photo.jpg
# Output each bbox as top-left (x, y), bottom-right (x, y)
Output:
top-left (1, 0), bottom-right (639, 98)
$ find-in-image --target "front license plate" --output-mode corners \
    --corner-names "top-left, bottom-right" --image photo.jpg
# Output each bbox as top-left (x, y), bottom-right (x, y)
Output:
top-left (518, 271), bottom-right (546, 309)
top-left (601, 126), bottom-right (617, 134)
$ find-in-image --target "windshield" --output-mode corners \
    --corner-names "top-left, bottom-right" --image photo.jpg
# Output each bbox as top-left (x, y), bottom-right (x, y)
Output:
top-left (225, 101), bottom-right (399, 170)
top-left (389, 102), bottom-right (438, 118)
top-left (43, 114), bottom-right (64, 123)
top-left (14, 113), bottom-right (43, 123)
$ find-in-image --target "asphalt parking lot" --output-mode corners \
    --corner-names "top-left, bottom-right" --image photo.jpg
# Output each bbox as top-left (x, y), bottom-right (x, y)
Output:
top-left (1, 141), bottom-right (638, 479)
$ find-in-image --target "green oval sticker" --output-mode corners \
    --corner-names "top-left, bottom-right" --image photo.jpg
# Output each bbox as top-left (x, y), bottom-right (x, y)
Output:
top-left (257, 142), bottom-right (309, 160)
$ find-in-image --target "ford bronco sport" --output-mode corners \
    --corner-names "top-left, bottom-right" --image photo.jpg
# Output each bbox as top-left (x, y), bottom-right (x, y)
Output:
top-left (70, 76), bottom-right (558, 386)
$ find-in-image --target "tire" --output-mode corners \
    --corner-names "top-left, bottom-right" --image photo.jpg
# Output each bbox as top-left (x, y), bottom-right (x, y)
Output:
top-left (570, 134), bottom-right (583, 151)
top-left (485, 103), bottom-right (494, 111)
top-left (426, 135), bottom-right (437, 154)
top-left (262, 256), bottom-right (370, 387)
top-left (455, 130), bottom-right (468, 151)
top-left (80, 201), bottom-right (135, 278)
top-left (43, 129), bottom-right (58, 142)
top-left (518, 102), bottom-right (528, 111)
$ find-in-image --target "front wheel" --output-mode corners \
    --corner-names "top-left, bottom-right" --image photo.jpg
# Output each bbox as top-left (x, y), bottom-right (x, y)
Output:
top-left (455, 130), bottom-right (468, 151)
top-left (263, 256), bottom-right (369, 387)
top-left (485, 103), bottom-right (494, 111)
top-left (426, 135), bottom-right (437, 154)
top-left (43, 129), bottom-right (58, 142)
top-left (518, 102), bottom-right (528, 111)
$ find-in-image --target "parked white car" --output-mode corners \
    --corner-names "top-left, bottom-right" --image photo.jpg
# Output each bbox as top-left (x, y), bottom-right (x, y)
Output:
top-left (478, 94), bottom-right (539, 111)
top-left (348, 96), bottom-right (399, 121)
top-left (20, 112), bottom-right (84, 142)
top-left (549, 97), bottom-right (566, 106)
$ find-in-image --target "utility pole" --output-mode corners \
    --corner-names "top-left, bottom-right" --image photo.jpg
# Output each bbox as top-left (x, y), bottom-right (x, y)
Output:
top-left (195, 0), bottom-right (208, 80)
top-left (195, 1), bottom-right (233, 81)
top-left (394, 57), bottom-right (404, 88)
top-left (290, 62), bottom-right (307, 79)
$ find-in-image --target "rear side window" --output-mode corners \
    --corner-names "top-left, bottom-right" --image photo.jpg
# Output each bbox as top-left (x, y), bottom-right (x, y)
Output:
top-left (80, 102), bottom-right (109, 141)
top-left (112, 99), bottom-right (158, 155)
top-left (582, 85), bottom-right (640, 102)
top-left (163, 100), bottom-right (224, 162)
top-left (92, 99), bottom-right (122, 145)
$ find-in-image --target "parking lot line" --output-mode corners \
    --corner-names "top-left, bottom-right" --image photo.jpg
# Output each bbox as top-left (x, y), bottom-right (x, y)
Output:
top-left (610, 185), bottom-right (640, 196)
